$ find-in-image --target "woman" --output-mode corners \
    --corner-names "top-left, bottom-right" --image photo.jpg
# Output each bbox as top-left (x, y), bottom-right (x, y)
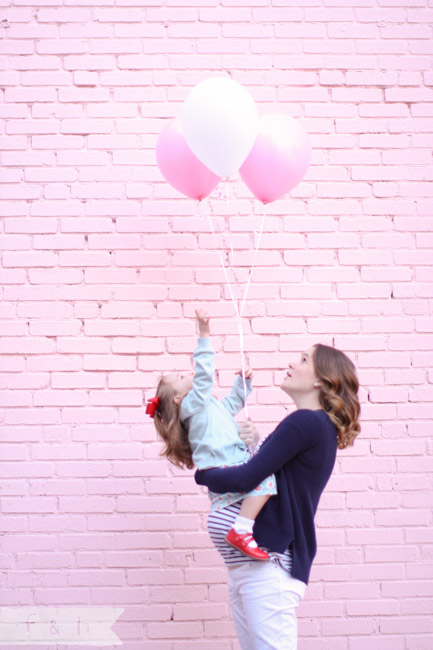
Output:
top-left (195, 343), bottom-right (361, 650)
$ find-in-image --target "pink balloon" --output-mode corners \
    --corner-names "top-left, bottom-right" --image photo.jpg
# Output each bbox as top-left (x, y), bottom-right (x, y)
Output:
top-left (240, 114), bottom-right (311, 204)
top-left (156, 118), bottom-right (220, 201)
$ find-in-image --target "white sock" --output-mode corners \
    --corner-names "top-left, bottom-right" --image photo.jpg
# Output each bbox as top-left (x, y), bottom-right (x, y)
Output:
top-left (233, 515), bottom-right (254, 533)
top-left (232, 516), bottom-right (257, 548)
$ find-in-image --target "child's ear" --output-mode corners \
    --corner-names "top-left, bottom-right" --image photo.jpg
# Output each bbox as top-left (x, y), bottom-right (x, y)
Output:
top-left (173, 394), bottom-right (181, 405)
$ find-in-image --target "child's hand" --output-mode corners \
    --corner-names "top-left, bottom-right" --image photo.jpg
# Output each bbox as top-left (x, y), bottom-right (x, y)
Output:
top-left (195, 309), bottom-right (210, 338)
top-left (239, 419), bottom-right (260, 450)
top-left (235, 366), bottom-right (253, 380)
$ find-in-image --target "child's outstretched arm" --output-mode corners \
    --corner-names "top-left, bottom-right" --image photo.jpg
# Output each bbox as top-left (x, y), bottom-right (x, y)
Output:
top-left (220, 366), bottom-right (253, 416)
top-left (196, 308), bottom-right (210, 338)
top-left (180, 310), bottom-right (214, 417)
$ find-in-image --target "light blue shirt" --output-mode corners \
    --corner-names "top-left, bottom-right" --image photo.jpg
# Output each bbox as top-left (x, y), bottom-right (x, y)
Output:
top-left (180, 338), bottom-right (252, 470)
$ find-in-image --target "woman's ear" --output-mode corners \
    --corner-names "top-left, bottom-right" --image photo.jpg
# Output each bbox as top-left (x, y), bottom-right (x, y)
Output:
top-left (314, 381), bottom-right (320, 388)
top-left (173, 394), bottom-right (181, 405)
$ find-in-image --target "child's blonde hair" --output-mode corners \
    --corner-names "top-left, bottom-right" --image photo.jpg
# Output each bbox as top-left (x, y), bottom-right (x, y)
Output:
top-left (153, 377), bottom-right (194, 470)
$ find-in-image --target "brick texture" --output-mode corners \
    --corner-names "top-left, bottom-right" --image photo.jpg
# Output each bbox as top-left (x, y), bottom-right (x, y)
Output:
top-left (0, 0), bottom-right (432, 648)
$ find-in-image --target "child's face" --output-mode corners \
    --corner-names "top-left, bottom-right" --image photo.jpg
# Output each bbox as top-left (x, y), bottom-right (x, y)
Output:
top-left (165, 372), bottom-right (194, 404)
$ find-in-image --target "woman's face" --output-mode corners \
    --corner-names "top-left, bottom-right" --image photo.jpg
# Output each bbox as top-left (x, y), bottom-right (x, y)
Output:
top-left (280, 347), bottom-right (319, 396)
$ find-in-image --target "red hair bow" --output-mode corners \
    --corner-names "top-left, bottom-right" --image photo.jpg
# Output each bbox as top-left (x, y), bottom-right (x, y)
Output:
top-left (146, 396), bottom-right (160, 418)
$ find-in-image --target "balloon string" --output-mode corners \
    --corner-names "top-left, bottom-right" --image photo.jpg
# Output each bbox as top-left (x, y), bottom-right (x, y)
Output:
top-left (203, 199), bottom-right (249, 421)
top-left (202, 200), bottom-right (239, 319)
top-left (225, 178), bottom-right (235, 266)
top-left (240, 204), bottom-right (267, 318)
top-left (224, 183), bottom-right (249, 423)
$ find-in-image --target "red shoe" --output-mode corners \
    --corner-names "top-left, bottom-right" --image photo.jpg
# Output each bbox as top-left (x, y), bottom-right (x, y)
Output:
top-left (226, 528), bottom-right (269, 561)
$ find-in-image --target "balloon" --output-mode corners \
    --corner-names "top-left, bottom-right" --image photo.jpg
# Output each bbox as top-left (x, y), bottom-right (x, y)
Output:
top-left (240, 113), bottom-right (311, 204)
top-left (181, 77), bottom-right (259, 178)
top-left (155, 118), bottom-right (220, 200)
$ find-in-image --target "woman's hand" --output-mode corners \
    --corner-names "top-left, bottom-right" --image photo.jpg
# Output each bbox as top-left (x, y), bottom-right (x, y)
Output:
top-left (239, 419), bottom-right (260, 450)
top-left (235, 366), bottom-right (253, 379)
top-left (195, 309), bottom-right (210, 338)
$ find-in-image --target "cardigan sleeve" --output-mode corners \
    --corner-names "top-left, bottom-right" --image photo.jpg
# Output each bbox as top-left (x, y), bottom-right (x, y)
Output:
top-left (180, 338), bottom-right (215, 418)
top-left (219, 375), bottom-right (252, 416)
top-left (195, 410), bottom-right (320, 493)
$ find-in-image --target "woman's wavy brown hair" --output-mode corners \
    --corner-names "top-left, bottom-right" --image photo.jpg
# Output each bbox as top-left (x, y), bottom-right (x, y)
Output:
top-left (312, 344), bottom-right (361, 450)
top-left (153, 377), bottom-right (194, 470)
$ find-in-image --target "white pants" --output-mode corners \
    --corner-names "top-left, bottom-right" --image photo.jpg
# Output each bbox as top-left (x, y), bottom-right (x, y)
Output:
top-left (227, 560), bottom-right (306, 650)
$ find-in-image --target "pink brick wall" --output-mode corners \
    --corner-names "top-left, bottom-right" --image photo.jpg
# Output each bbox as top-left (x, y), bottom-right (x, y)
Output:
top-left (1, 1), bottom-right (432, 648)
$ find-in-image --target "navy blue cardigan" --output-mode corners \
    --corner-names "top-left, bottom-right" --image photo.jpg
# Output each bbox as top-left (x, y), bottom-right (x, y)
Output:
top-left (195, 409), bottom-right (337, 584)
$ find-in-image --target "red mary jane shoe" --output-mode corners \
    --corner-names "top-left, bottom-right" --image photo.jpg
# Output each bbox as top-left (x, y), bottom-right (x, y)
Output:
top-left (226, 528), bottom-right (270, 561)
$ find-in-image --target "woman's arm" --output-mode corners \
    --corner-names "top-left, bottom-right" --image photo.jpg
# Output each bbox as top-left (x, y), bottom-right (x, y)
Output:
top-left (195, 411), bottom-right (317, 493)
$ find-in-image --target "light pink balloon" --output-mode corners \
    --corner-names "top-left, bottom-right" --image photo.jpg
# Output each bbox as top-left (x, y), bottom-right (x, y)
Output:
top-left (240, 113), bottom-right (311, 204)
top-left (156, 118), bottom-right (220, 200)
top-left (181, 77), bottom-right (259, 178)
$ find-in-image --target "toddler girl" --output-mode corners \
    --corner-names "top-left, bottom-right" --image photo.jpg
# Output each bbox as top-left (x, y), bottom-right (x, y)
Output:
top-left (146, 309), bottom-right (277, 560)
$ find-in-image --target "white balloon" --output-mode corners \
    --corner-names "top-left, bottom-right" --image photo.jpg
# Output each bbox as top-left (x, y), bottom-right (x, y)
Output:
top-left (181, 77), bottom-right (259, 178)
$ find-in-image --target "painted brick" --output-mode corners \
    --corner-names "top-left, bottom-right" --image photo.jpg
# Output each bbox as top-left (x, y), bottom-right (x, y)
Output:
top-left (1, 3), bottom-right (432, 648)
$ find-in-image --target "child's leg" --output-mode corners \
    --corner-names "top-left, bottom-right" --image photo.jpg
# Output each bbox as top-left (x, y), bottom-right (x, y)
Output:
top-left (233, 495), bottom-right (271, 535)
top-left (226, 496), bottom-right (272, 561)
top-left (238, 494), bottom-right (270, 521)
